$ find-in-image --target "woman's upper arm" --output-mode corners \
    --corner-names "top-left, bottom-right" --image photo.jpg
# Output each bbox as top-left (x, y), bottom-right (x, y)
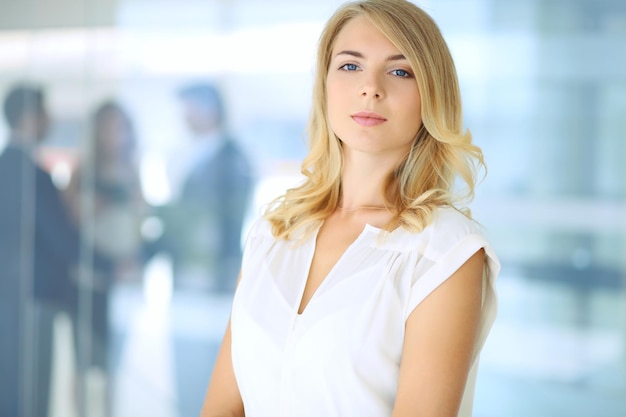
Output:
top-left (200, 275), bottom-right (245, 417)
top-left (392, 249), bottom-right (485, 417)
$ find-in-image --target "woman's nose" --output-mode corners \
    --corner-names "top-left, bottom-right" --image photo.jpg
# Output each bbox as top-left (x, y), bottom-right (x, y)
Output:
top-left (360, 75), bottom-right (384, 99)
top-left (361, 84), bottom-right (383, 99)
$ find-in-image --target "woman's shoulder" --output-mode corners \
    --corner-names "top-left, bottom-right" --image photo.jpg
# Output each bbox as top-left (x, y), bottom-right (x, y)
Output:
top-left (427, 206), bottom-right (482, 235)
top-left (245, 215), bottom-right (274, 239)
top-left (420, 206), bottom-right (488, 259)
top-left (386, 206), bottom-right (486, 257)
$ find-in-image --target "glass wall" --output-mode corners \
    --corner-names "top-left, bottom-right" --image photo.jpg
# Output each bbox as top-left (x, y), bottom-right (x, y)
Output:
top-left (0, 1), bottom-right (624, 416)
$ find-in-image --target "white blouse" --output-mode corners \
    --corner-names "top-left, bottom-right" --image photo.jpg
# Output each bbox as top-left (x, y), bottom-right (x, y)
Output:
top-left (230, 207), bottom-right (499, 417)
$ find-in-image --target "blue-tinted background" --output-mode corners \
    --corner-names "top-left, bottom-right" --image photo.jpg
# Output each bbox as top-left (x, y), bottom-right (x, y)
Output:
top-left (0, 1), bottom-right (624, 416)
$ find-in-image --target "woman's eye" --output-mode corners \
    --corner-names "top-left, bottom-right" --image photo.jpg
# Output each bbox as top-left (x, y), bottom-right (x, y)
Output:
top-left (391, 69), bottom-right (412, 78)
top-left (340, 63), bottom-right (359, 71)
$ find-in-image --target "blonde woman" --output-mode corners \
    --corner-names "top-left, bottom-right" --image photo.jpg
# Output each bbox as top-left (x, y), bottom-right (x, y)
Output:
top-left (201, 1), bottom-right (499, 416)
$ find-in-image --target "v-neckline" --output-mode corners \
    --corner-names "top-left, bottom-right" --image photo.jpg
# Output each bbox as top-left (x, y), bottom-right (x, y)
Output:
top-left (295, 223), bottom-right (379, 316)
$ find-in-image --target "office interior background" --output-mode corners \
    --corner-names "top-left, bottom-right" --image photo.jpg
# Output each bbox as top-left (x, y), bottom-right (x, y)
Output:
top-left (0, 0), bottom-right (625, 416)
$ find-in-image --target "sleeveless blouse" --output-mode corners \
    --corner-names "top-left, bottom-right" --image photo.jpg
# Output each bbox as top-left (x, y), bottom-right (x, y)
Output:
top-left (230, 207), bottom-right (499, 417)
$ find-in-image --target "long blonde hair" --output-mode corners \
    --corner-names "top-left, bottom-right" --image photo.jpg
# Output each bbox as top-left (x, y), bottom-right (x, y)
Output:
top-left (265, 0), bottom-right (485, 239)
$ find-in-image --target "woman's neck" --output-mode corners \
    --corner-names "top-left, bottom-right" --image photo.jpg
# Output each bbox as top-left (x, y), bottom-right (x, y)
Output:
top-left (339, 154), bottom-right (396, 210)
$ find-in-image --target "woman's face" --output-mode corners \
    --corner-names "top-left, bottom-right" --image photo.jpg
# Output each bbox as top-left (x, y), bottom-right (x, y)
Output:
top-left (326, 16), bottom-right (422, 162)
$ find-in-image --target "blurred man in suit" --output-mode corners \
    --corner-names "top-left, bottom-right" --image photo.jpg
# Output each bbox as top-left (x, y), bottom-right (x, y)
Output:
top-left (163, 82), bottom-right (253, 293)
top-left (160, 82), bottom-right (253, 417)
top-left (0, 83), bottom-right (112, 417)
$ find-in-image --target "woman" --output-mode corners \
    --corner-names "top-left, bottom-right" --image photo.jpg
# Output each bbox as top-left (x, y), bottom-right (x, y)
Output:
top-left (201, 1), bottom-right (499, 416)
top-left (65, 100), bottom-right (148, 416)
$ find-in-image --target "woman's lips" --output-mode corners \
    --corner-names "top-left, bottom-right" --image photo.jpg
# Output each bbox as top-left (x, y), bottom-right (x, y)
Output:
top-left (351, 111), bottom-right (387, 127)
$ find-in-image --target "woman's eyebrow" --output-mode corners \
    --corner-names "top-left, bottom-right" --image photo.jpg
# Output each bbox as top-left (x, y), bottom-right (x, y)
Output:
top-left (334, 50), bottom-right (407, 61)
top-left (386, 54), bottom-right (407, 61)
top-left (335, 50), bottom-right (364, 59)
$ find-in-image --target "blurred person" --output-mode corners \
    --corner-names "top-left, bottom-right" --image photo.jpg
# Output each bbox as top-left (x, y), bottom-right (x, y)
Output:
top-left (162, 82), bottom-right (253, 294)
top-left (64, 100), bottom-right (151, 416)
top-left (159, 82), bottom-right (254, 417)
top-left (200, 1), bottom-right (499, 417)
top-left (0, 83), bottom-right (113, 417)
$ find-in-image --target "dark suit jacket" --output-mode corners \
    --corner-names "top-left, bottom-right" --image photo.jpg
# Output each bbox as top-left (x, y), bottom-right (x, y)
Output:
top-left (162, 138), bottom-right (253, 290)
top-left (0, 143), bottom-right (112, 416)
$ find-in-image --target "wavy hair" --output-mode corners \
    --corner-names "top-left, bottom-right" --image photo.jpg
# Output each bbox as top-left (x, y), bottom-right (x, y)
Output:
top-left (265, 0), bottom-right (485, 239)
